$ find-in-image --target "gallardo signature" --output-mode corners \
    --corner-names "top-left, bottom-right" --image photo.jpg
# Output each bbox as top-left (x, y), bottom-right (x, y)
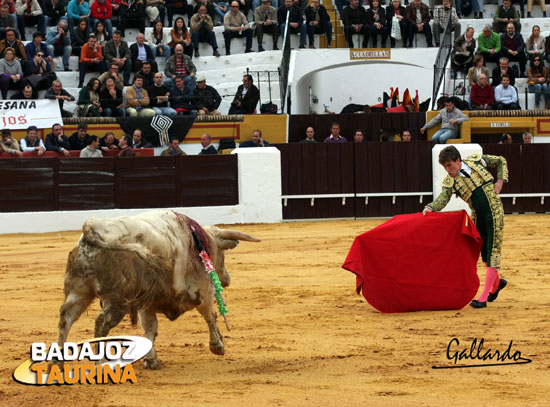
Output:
top-left (432, 338), bottom-right (532, 369)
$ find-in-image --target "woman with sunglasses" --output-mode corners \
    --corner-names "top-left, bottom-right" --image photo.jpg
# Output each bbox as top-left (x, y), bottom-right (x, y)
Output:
top-left (527, 55), bottom-right (549, 109)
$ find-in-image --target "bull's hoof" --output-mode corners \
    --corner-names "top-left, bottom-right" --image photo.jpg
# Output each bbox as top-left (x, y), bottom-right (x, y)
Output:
top-left (144, 358), bottom-right (162, 370)
top-left (210, 343), bottom-right (225, 356)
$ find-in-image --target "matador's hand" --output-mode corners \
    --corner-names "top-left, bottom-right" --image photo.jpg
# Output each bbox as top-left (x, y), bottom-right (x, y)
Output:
top-left (494, 179), bottom-right (504, 195)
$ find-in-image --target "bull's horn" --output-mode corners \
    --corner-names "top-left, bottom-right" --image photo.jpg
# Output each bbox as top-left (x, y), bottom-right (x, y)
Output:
top-left (216, 230), bottom-right (261, 242)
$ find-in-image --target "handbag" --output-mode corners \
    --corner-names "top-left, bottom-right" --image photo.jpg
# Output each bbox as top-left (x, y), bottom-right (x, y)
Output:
top-left (391, 16), bottom-right (402, 41)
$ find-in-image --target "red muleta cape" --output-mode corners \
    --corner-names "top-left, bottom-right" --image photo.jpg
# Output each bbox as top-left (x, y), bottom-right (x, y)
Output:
top-left (342, 211), bottom-right (483, 313)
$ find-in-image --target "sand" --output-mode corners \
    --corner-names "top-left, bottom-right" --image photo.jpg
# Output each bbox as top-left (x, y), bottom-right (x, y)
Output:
top-left (0, 214), bottom-right (549, 406)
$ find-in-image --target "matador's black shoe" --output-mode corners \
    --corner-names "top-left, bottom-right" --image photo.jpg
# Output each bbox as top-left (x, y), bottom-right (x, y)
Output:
top-left (487, 279), bottom-right (507, 302)
top-left (470, 300), bottom-right (487, 309)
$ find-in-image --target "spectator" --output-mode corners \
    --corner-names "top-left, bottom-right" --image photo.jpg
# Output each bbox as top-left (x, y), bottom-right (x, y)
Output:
top-left (71, 18), bottom-right (89, 57)
top-left (77, 77), bottom-right (102, 116)
top-left (493, 0), bottom-right (520, 34)
top-left (0, 128), bottom-right (23, 156)
top-left (224, 1), bottom-right (253, 55)
top-left (68, 122), bottom-right (90, 150)
top-left (367, 0), bottom-right (387, 48)
top-left (228, 73), bottom-right (259, 114)
top-left (164, 43), bottom-right (196, 89)
top-left (103, 30), bottom-right (131, 85)
top-left (470, 73), bottom-right (495, 110)
top-left (25, 31), bottom-right (52, 65)
top-left (45, 19), bottom-right (71, 71)
top-left (254, 0), bottom-right (278, 52)
top-left (433, 0), bottom-right (460, 47)
top-left (324, 122), bottom-right (347, 143)
top-left (20, 125), bottom-right (45, 155)
top-left (0, 46), bottom-right (22, 98)
top-left (194, 0), bottom-right (217, 22)
top-left (148, 20), bottom-right (171, 63)
top-left (0, 29), bottom-right (28, 73)
top-left (98, 61), bottom-right (123, 90)
top-left (45, 79), bottom-right (74, 116)
top-left (160, 137), bottom-right (186, 156)
top-left (118, 133), bottom-right (135, 157)
top-left (66, 0), bottom-right (90, 36)
top-left (499, 133), bottom-right (512, 143)
top-left (93, 20), bottom-right (110, 45)
top-left (492, 56), bottom-right (516, 87)
top-left (212, 0), bottom-right (229, 24)
top-left (494, 74), bottom-right (520, 110)
top-left (90, 0), bottom-right (113, 38)
top-left (342, 0), bottom-right (368, 48)
top-left (99, 131), bottom-right (119, 151)
top-left (148, 71), bottom-right (177, 116)
top-left (10, 82), bottom-right (35, 98)
top-left (166, 0), bottom-right (193, 27)
top-left (401, 130), bottom-right (412, 141)
top-left (240, 129), bottom-right (270, 147)
top-left (22, 49), bottom-right (55, 91)
top-left (298, 126), bottom-right (317, 143)
top-left (137, 60), bottom-right (155, 88)
top-left (45, 122), bottom-right (70, 156)
top-left (190, 5), bottom-right (220, 57)
top-left (527, 55), bottom-right (548, 109)
top-left (117, 0), bottom-right (145, 37)
top-left (100, 77), bottom-right (125, 116)
top-left (500, 22), bottom-right (526, 78)
top-left (0, 4), bottom-right (16, 41)
top-left (145, 0), bottom-right (166, 27)
top-left (526, 25), bottom-right (544, 61)
top-left (80, 135), bottom-right (103, 157)
top-left (452, 26), bottom-right (476, 77)
top-left (78, 34), bottom-right (106, 88)
top-left (305, 0), bottom-right (330, 49)
top-left (354, 129), bottom-right (364, 143)
top-left (126, 74), bottom-right (155, 117)
top-left (420, 98), bottom-right (468, 143)
top-left (132, 128), bottom-right (152, 148)
top-left (42, 0), bottom-right (66, 28)
top-left (522, 131), bottom-right (533, 143)
top-left (406, 0), bottom-right (432, 48)
top-left (478, 24), bottom-right (502, 65)
top-left (386, 0), bottom-right (408, 49)
top-left (130, 33), bottom-right (158, 73)
top-left (199, 133), bottom-right (217, 154)
top-left (15, 0), bottom-right (46, 41)
top-left (235, 0), bottom-right (251, 17)
top-left (193, 75), bottom-right (221, 115)
top-left (169, 16), bottom-right (193, 58)
top-left (170, 74), bottom-right (197, 117)
top-left (278, 0), bottom-right (306, 49)
top-left (527, 0), bottom-right (546, 18)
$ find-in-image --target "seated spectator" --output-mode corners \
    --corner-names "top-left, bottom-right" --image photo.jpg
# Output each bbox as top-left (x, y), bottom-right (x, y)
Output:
top-left (15, 0), bottom-right (46, 41)
top-left (90, 0), bottom-right (113, 38)
top-left (406, 0), bottom-right (432, 48)
top-left (500, 22), bottom-right (526, 77)
top-left (148, 72), bottom-right (177, 116)
top-left (25, 31), bottom-right (53, 66)
top-left (78, 34), bottom-right (106, 88)
top-left (160, 137), bottom-right (186, 156)
top-left (522, 131), bottom-right (533, 143)
top-left (470, 73), bottom-right (495, 110)
top-left (42, 0), bottom-right (66, 28)
top-left (130, 33), bottom-right (158, 73)
top-left (252, 0), bottom-right (278, 11)
top-left (137, 60), bottom-right (155, 88)
top-left (493, 0), bottom-right (520, 34)
top-left (420, 98), bottom-right (468, 143)
top-left (492, 56), bottom-right (516, 87)
top-left (20, 125), bottom-right (45, 155)
top-left (342, 0), bottom-right (368, 48)
top-left (386, 0), bottom-right (408, 49)
top-left (23, 50), bottom-right (55, 90)
top-left (93, 21), bottom-right (110, 46)
top-left (478, 24), bottom-right (502, 65)
top-left (527, 0), bottom-right (546, 18)
top-left (132, 128), bottom-right (152, 148)
top-left (98, 62), bottom-right (123, 90)
top-left (299, 126), bottom-right (317, 143)
top-left (166, 0), bottom-right (193, 27)
top-left (433, 0), bottom-right (460, 47)
top-left (354, 129), bottom-right (364, 143)
top-left (66, 0), bottom-right (90, 36)
top-left (526, 25), bottom-right (544, 61)
top-left (324, 122), bottom-right (347, 143)
top-left (45, 122), bottom-right (70, 156)
top-left (99, 131), bottom-right (119, 151)
top-left (0, 4), bottom-right (17, 41)
top-left (46, 19), bottom-right (71, 72)
top-left (100, 77), bottom-right (125, 116)
top-left (228, 73), bottom-right (259, 114)
top-left (80, 135), bottom-right (103, 157)
top-left (0, 29), bottom-right (29, 75)
top-left (401, 130), bottom-right (412, 141)
top-left (494, 74), bottom-right (520, 110)
top-left (199, 133), bottom-right (217, 154)
top-left (224, 1), bottom-right (253, 55)
top-left (118, 134), bottom-right (135, 157)
top-left (193, 75), bottom-right (221, 115)
top-left (499, 133), bottom-right (512, 144)
top-left (0, 128), bottom-right (23, 156)
top-left (77, 77), bottom-right (103, 117)
top-left (45, 79), bottom-right (75, 117)
top-left (169, 16), bottom-right (193, 58)
top-left (254, 0), bottom-right (278, 52)
top-left (0, 46), bottom-right (22, 98)
top-left (169, 74), bottom-right (197, 117)
top-left (212, 0), bottom-right (229, 24)
top-left (117, 0), bottom-right (145, 37)
top-left (11, 83), bottom-right (36, 98)
top-left (240, 129), bottom-right (269, 147)
top-left (126, 74), bottom-right (156, 117)
top-left (305, 0), bottom-right (330, 49)
top-left (68, 122), bottom-right (91, 150)
top-left (367, 0), bottom-right (386, 48)
top-left (71, 18), bottom-right (89, 57)
top-left (145, 0), bottom-right (166, 28)
top-left (278, 0), bottom-right (305, 49)
top-left (103, 30), bottom-right (131, 86)
top-left (452, 26), bottom-right (476, 77)
top-left (164, 43), bottom-right (196, 89)
top-left (190, 4), bottom-right (220, 57)
top-left (527, 55), bottom-right (548, 109)
top-left (148, 20), bottom-right (172, 64)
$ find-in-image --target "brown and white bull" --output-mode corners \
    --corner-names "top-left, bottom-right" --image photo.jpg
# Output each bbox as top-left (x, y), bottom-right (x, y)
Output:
top-left (57, 210), bottom-right (260, 369)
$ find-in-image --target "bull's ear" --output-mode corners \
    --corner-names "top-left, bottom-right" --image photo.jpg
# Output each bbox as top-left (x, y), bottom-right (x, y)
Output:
top-left (217, 238), bottom-right (240, 251)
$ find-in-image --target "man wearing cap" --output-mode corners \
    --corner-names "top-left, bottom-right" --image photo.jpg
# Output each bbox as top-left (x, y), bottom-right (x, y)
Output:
top-left (45, 122), bottom-right (71, 156)
top-left (69, 123), bottom-right (91, 150)
top-left (193, 75), bottom-right (221, 115)
top-left (190, 4), bottom-right (220, 57)
top-left (148, 71), bottom-right (177, 116)
top-left (0, 129), bottom-right (23, 156)
top-left (254, 0), bottom-right (278, 52)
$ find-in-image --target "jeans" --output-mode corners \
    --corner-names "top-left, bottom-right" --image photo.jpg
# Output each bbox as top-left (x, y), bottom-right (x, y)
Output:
top-left (103, 107), bottom-right (127, 117)
top-left (47, 44), bottom-right (72, 69)
top-left (223, 29), bottom-right (253, 52)
top-left (432, 128), bottom-right (457, 144)
top-left (280, 23), bottom-right (306, 48)
top-left (528, 83), bottom-right (549, 107)
top-left (152, 44), bottom-right (172, 63)
top-left (152, 106), bottom-right (177, 116)
top-left (78, 61), bottom-right (107, 84)
top-left (307, 21), bottom-right (332, 46)
top-left (191, 31), bottom-right (219, 50)
top-left (163, 75), bottom-right (196, 91)
top-left (17, 14), bottom-right (46, 41)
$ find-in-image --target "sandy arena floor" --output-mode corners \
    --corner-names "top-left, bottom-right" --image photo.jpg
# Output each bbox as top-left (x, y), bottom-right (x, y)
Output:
top-left (0, 214), bottom-right (549, 406)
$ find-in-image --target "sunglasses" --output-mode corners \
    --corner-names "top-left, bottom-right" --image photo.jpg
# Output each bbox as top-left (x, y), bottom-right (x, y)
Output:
top-left (37, 54), bottom-right (44, 57)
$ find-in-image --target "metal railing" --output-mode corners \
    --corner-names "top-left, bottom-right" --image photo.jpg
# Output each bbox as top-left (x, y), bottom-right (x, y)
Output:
top-left (431, 14), bottom-right (454, 109)
top-left (279, 11), bottom-right (291, 114)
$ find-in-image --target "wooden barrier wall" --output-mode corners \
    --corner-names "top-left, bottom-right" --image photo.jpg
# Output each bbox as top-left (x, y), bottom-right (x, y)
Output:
top-left (0, 156), bottom-right (238, 212)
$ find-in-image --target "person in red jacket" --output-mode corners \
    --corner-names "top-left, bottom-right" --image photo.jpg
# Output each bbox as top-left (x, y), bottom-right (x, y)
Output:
top-left (470, 73), bottom-right (495, 110)
top-left (78, 34), bottom-right (106, 87)
top-left (90, 0), bottom-right (113, 38)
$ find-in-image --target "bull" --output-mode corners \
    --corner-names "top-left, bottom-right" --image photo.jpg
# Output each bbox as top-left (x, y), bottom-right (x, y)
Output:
top-left (57, 210), bottom-right (260, 369)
